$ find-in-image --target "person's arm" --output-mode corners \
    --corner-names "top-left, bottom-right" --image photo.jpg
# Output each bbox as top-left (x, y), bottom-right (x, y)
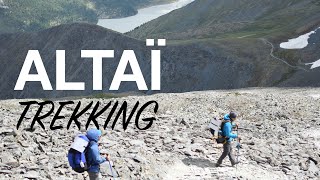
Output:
top-left (91, 144), bottom-right (106, 165)
top-left (101, 153), bottom-right (110, 161)
top-left (232, 122), bottom-right (238, 129)
top-left (225, 123), bottom-right (238, 139)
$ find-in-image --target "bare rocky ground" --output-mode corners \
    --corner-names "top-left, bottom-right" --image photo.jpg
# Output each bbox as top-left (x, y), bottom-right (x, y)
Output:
top-left (0, 88), bottom-right (319, 179)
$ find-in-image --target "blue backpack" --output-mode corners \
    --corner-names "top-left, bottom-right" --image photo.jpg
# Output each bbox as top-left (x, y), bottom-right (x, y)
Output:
top-left (67, 134), bottom-right (91, 173)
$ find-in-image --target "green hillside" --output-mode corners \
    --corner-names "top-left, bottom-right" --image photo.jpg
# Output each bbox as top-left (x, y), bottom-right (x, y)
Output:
top-left (0, 0), bottom-right (97, 33)
top-left (0, 0), bottom-right (177, 33)
top-left (128, 0), bottom-right (320, 85)
top-left (129, 0), bottom-right (320, 40)
top-left (94, 0), bottom-right (177, 18)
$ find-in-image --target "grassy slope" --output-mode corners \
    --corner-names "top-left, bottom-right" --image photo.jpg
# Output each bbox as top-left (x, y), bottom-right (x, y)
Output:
top-left (129, 0), bottom-right (320, 40)
top-left (128, 0), bottom-right (320, 85)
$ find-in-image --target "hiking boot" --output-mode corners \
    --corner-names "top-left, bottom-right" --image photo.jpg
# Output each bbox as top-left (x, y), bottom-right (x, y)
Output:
top-left (232, 161), bottom-right (239, 167)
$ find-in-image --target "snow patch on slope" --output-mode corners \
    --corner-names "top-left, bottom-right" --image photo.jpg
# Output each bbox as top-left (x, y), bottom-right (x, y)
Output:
top-left (306, 59), bottom-right (320, 69)
top-left (280, 27), bottom-right (319, 49)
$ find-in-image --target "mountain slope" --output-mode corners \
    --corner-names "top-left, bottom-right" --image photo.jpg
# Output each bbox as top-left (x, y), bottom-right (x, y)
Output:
top-left (0, 0), bottom-right (97, 33)
top-left (0, 0), bottom-right (177, 34)
top-left (94, 0), bottom-right (177, 19)
top-left (128, 0), bottom-right (320, 40)
top-left (128, 0), bottom-right (320, 88)
top-left (0, 23), bottom-right (257, 99)
top-left (0, 22), bottom-right (319, 99)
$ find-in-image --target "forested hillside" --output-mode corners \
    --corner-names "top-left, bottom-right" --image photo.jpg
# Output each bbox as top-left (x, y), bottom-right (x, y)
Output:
top-left (0, 0), bottom-right (176, 33)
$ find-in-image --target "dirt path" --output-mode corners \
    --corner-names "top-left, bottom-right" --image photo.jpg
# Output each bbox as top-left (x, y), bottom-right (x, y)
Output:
top-left (260, 38), bottom-right (309, 72)
top-left (164, 156), bottom-right (287, 180)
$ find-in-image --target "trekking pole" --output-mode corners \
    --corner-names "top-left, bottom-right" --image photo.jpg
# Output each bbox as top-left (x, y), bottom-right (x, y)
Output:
top-left (103, 130), bottom-right (116, 180)
top-left (236, 139), bottom-right (241, 165)
top-left (235, 126), bottom-right (241, 180)
top-left (108, 160), bottom-right (116, 180)
top-left (236, 125), bottom-right (240, 163)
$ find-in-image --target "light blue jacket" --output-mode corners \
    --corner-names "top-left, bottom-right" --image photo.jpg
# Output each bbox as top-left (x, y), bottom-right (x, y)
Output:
top-left (221, 114), bottom-right (238, 142)
top-left (86, 129), bottom-right (106, 173)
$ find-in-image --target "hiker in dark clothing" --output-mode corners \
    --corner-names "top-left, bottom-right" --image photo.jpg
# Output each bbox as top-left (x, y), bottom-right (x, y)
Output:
top-left (216, 112), bottom-right (240, 167)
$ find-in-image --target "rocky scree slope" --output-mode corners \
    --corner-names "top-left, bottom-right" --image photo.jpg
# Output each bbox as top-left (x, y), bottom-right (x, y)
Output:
top-left (0, 88), bottom-right (319, 179)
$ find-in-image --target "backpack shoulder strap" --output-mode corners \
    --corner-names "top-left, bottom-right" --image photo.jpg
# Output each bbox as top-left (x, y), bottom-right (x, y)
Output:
top-left (220, 120), bottom-right (230, 128)
top-left (220, 120), bottom-right (230, 136)
top-left (85, 141), bottom-right (94, 167)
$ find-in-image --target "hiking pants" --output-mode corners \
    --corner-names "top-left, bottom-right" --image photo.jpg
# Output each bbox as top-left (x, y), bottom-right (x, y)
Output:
top-left (217, 141), bottom-right (236, 165)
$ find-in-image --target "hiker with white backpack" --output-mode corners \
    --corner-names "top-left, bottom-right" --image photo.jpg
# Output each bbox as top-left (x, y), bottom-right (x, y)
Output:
top-left (67, 129), bottom-right (110, 180)
top-left (86, 129), bottom-right (110, 179)
top-left (208, 112), bottom-right (241, 167)
top-left (215, 112), bottom-right (241, 167)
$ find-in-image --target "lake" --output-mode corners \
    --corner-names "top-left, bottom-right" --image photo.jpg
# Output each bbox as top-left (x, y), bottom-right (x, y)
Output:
top-left (97, 0), bottom-right (194, 33)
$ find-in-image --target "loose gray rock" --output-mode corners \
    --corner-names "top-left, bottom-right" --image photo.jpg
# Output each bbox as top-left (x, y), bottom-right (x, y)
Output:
top-left (0, 88), bottom-right (319, 179)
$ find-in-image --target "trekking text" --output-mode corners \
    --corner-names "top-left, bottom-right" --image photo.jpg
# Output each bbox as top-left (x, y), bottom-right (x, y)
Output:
top-left (16, 100), bottom-right (159, 131)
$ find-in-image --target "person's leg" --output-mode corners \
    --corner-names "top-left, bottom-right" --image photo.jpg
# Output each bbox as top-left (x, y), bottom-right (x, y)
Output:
top-left (228, 142), bottom-right (236, 165)
top-left (88, 172), bottom-right (100, 180)
top-left (217, 142), bottom-right (231, 165)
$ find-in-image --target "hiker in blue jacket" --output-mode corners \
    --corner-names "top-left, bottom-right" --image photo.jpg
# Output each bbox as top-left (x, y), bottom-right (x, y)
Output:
top-left (86, 129), bottom-right (110, 180)
top-left (216, 112), bottom-right (240, 167)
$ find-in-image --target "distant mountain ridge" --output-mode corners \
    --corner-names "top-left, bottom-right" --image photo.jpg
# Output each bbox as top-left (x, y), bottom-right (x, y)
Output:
top-left (0, 23), bottom-right (319, 99)
top-left (0, 23), bottom-right (262, 99)
top-left (1, 0), bottom-right (320, 99)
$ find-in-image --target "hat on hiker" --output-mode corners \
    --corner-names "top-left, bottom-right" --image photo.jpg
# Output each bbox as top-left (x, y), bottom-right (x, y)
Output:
top-left (229, 112), bottom-right (237, 119)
